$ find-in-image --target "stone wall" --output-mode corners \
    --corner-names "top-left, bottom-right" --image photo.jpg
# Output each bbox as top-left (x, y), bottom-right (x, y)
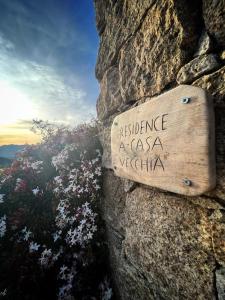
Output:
top-left (94, 1), bottom-right (225, 299)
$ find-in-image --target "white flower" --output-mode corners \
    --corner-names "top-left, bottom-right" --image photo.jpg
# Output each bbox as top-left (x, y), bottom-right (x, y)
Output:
top-left (0, 288), bottom-right (7, 296)
top-left (39, 248), bottom-right (52, 268)
top-left (80, 219), bottom-right (86, 225)
top-left (95, 184), bottom-right (100, 190)
top-left (59, 265), bottom-right (68, 279)
top-left (89, 173), bottom-right (94, 179)
top-left (54, 176), bottom-right (63, 184)
top-left (52, 252), bottom-right (60, 262)
top-left (0, 194), bottom-right (5, 204)
top-left (14, 178), bottom-right (22, 191)
top-left (91, 225), bottom-right (97, 232)
top-left (29, 241), bottom-right (40, 253)
top-left (53, 232), bottom-right (61, 242)
top-left (58, 265), bottom-right (76, 300)
top-left (87, 232), bottom-right (93, 240)
top-left (92, 158), bottom-right (99, 164)
top-left (31, 161), bottom-right (43, 171)
top-left (82, 202), bottom-right (89, 209)
top-left (21, 226), bottom-right (27, 233)
top-left (24, 230), bottom-right (32, 241)
top-left (58, 286), bottom-right (67, 300)
top-left (78, 187), bottom-right (84, 194)
top-left (54, 187), bottom-right (60, 193)
top-left (21, 227), bottom-right (32, 241)
top-left (82, 208), bottom-right (91, 217)
top-left (32, 187), bottom-right (40, 196)
top-left (52, 144), bottom-right (76, 171)
top-left (100, 279), bottom-right (113, 300)
top-left (96, 149), bottom-right (101, 156)
top-left (52, 247), bottom-right (63, 262)
top-left (0, 215), bottom-right (6, 238)
top-left (103, 288), bottom-right (113, 300)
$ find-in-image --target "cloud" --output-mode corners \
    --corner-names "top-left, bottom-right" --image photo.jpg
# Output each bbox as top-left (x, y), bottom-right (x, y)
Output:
top-left (5, 120), bottom-right (34, 130)
top-left (0, 0), bottom-right (98, 71)
top-left (0, 0), bottom-right (99, 145)
top-left (0, 34), bottom-right (96, 126)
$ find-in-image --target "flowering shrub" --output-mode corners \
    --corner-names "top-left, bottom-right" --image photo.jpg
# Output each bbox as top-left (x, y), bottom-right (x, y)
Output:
top-left (0, 121), bottom-right (112, 300)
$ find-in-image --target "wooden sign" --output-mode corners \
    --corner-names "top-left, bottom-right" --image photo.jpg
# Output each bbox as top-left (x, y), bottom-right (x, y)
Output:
top-left (111, 85), bottom-right (216, 196)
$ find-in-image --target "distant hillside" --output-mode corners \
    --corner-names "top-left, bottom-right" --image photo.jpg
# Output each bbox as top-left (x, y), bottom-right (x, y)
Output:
top-left (0, 145), bottom-right (25, 159)
top-left (0, 157), bottom-right (12, 168)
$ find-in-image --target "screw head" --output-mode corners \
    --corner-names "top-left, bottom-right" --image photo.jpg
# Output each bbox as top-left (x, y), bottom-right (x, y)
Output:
top-left (183, 178), bottom-right (192, 186)
top-left (114, 166), bottom-right (117, 170)
top-left (114, 122), bottom-right (118, 126)
top-left (181, 97), bottom-right (191, 104)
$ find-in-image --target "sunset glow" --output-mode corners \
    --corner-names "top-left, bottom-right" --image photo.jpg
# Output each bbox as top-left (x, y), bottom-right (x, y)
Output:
top-left (0, 123), bottom-right (41, 145)
top-left (0, 81), bottom-right (36, 125)
top-left (0, 81), bottom-right (40, 145)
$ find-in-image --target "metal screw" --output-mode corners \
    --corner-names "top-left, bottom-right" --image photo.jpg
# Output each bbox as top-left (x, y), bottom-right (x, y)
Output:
top-left (181, 97), bottom-right (191, 104)
top-left (114, 166), bottom-right (117, 170)
top-left (114, 122), bottom-right (118, 126)
top-left (183, 178), bottom-right (192, 186)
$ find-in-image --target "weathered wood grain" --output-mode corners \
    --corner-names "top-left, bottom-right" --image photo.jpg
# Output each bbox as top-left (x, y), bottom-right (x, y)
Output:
top-left (111, 85), bottom-right (216, 196)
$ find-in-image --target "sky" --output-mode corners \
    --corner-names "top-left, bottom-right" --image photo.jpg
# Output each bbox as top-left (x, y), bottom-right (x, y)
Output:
top-left (0, 0), bottom-right (99, 145)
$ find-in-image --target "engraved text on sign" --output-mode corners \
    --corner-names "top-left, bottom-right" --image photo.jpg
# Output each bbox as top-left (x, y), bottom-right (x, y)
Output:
top-left (111, 85), bottom-right (216, 196)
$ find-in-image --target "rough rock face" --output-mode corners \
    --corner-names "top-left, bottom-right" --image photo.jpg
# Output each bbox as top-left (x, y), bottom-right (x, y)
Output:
top-left (118, 0), bottom-right (201, 103)
top-left (95, 0), bottom-right (156, 80)
top-left (94, 0), bottom-right (225, 299)
top-left (194, 31), bottom-right (214, 57)
top-left (202, 0), bottom-right (225, 49)
top-left (177, 54), bottom-right (220, 84)
top-left (97, 66), bottom-right (123, 120)
top-left (216, 268), bottom-right (225, 300)
top-left (95, 0), bottom-right (202, 121)
top-left (123, 189), bottom-right (216, 300)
